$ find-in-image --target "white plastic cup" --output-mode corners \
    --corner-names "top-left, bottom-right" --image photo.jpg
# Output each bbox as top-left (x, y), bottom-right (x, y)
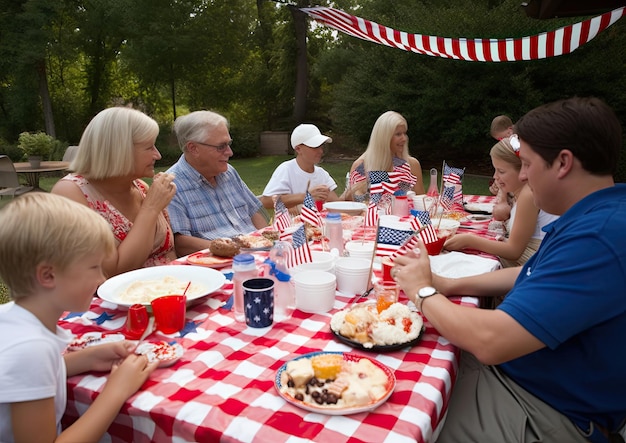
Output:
top-left (411, 194), bottom-right (436, 212)
top-left (292, 270), bottom-right (337, 313)
top-left (335, 257), bottom-right (371, 295)
top-left (344, 241), bottom-right (375, 260)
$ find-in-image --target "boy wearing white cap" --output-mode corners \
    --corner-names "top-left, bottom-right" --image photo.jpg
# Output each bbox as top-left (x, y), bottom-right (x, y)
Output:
top-left (260, 124), bottom-right (341, 211)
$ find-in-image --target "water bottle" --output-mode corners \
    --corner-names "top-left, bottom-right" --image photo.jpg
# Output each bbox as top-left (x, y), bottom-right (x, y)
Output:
top-left (427, 168), bottom-right (439, 197)
top-left (232, 254), bottom-right (258, 322)
top-left (392, 191), bottom-right (409, 217)
top-left (325, 212), bottom-right (344, 255)
top-left (266, 241), bottom-right (295, 321)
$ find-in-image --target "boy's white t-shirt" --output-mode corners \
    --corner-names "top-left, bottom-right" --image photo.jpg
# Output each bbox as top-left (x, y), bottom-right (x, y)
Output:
top-left (0, 302), bottom-right (72, 442)
top-left (262, 158), bottom-right (337, 197)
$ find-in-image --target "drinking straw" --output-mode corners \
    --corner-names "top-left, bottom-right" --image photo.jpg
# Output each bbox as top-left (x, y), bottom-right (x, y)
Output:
top-left (182, 281), bottom-right (192, 297)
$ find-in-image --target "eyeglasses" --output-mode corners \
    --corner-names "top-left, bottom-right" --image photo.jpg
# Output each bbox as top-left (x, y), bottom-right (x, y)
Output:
top-left (193, 140), bottom-right (233, 152)
top-left (509, 134), bottom-right (520, 157)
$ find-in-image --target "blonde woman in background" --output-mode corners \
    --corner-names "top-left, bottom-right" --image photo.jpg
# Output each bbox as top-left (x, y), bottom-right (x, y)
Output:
top-left (52, 107), bottom-right (177, 277)
top-left (444, 136), bottom-right (559, 267)
top-left (344, 111), bottom-right (425, 201)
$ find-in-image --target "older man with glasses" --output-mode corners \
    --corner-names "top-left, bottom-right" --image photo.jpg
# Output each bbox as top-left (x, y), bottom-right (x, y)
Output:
top-left (167, 110), bottom-right (267, 257)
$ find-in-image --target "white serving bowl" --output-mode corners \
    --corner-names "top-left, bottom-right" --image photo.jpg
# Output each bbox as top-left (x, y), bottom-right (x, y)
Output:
top-left (323, 201), bottom-right (367, 216)
top-left (435, 219), bottom-right (461, 237)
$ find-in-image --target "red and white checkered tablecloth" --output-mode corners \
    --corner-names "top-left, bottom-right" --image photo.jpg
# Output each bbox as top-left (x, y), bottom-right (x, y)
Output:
top-left (59, 195), bottom-right (497, 443)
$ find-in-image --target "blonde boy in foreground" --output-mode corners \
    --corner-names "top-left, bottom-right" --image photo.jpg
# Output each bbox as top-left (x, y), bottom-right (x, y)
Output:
top-left (0, 193), bottom-right (157, 443)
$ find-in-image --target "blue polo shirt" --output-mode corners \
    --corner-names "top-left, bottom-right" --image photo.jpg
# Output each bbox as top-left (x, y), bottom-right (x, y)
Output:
top-left (498, 184), bottom-right (626, 434)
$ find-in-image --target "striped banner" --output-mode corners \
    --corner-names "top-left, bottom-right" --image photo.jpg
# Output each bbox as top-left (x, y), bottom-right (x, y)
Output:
top-left (301, 6), bottom-right (626, 62)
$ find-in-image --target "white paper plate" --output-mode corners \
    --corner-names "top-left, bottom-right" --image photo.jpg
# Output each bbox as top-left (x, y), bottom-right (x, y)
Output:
top-left (97, 265), bottom-right (226, 307)
top-left (323, 201), bottom-right (367, 215)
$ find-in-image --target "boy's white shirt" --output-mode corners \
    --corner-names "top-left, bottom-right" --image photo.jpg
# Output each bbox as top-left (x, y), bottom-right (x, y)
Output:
top-left (0, 302), bottom-right (72, 442)
top-left (261, 158), bottom-right (337, 196)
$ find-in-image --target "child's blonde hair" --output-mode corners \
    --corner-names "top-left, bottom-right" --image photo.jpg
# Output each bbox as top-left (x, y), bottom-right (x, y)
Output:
top-left (490, 137), bottom-right (521, 170)
top-left (0, 193), bottom-right (115, 298)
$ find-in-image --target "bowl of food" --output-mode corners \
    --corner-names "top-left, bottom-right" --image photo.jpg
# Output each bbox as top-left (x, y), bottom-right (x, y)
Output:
top-left (435, 219), bottom-right (460, 237)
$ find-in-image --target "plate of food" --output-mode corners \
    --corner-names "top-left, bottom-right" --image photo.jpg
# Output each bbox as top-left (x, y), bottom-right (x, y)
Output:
top-left (275, 351), bottom-right (395, 415)
top-left (463, 202), bottom-right (494, 215)
top-left (465, 213), bottom-right (492, 222)
top-left (135, 341), bottom-right (183, 368)
top-left (186, 251), bottom-right (233, 268)
top-left (330, 302), bottom-right (424, 352)
top-left (233, 234), bottom-right (274, 251)
top-left (97, 265), bottom-right (226, 307)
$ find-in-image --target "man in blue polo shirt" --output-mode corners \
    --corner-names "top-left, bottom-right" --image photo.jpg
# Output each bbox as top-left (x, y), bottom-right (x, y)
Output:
top-left (393, 97), bottom-right (626, 443)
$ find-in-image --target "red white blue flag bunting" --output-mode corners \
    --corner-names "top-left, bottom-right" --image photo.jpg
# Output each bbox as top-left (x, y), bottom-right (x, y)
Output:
top-left (301, 6), bottom-right (626, 62)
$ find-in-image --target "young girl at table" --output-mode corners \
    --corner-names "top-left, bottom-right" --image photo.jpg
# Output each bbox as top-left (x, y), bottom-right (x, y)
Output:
top-left (343, 111), bottom-right (425, 202)
top-left (0, 193), bottom-right (158, 443)
top-left (444, 136), bottom-right (559, 267)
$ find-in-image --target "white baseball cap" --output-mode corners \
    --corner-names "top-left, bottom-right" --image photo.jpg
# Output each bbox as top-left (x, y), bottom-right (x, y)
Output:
top-left (291, 124), bottom-right (332, 148)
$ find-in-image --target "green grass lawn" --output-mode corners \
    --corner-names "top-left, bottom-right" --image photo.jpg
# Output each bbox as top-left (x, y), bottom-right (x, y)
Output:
top-left (0, 155), bottom-right (491, 303)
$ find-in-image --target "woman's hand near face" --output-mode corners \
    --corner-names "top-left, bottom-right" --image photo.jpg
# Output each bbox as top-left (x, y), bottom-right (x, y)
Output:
top-left (143, 172), bottom-right (176, 213)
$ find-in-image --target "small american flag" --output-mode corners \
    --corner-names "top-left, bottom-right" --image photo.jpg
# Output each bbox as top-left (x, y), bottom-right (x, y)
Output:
top-left (376, 225), bottom-right (414, 257)
top-left (300, 192), bottom-right (322, 227)
top-left (273, 197), bottom-right (291, 232)
top-left (440, 185), bottom-right (455, 211)
top-left (369, 170), bottom-right (398, 196)
top-left (286, 223), bottom-right (312, 268)
top-left (390, 235), bottom-right (421, 259)
top-left (414, 210), bottom-right (439, 244)
top-left (365, 202), bottom-right (379, 227)
top-left (391, 161), bottom-right (417, 188)
top-left (368, 170), bottom-right (387, 194)
top-left (443, 161), bottom-right (464, 185)
top-left (349, 169), bottom-right (367, 186)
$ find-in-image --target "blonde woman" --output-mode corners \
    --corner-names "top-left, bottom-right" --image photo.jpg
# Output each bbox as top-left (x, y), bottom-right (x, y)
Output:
top-left (52, 107), bottom-right (177, 277)
top-left (344, 111), bottom-right (425, 201)
top-left (444, 136), bottom-right (559, 267)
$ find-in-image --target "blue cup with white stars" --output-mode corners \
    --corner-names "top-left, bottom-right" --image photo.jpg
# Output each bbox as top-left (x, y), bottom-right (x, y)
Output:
top-left (242, 278), bottom-right (274, 328)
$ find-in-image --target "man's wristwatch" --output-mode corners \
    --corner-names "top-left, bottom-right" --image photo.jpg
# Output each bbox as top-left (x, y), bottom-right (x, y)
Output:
top-left (416, 286), bottom-right (439, 311)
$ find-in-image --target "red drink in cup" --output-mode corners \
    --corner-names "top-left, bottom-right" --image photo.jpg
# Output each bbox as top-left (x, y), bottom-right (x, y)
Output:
top-left (425, 236), bottom-right (448, 256)
top-left (151, 295), bottom-right (187, 334)
top-left (381, 257), bottom-right (394, 282)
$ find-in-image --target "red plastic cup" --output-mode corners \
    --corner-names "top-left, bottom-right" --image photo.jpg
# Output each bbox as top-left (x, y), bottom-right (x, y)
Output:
top-left (150, 295), bottom-right (187, 334)
top-left (381, 257), bottom-right (395, 282)
top-left (315, 200), bottom-right (324, 211)
top-left (425, 236), bottom-right (448, 256)
top-left (125, 304), bottom-right (149, 339)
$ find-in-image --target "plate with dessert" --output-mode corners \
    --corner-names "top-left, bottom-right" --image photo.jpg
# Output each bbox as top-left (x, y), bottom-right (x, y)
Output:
top-left (135, 341), bottom-right (183, 368)
top-left (330, 302), bottom-right (424, 352)
top-left (275, 351), bottom-right (395, 415)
